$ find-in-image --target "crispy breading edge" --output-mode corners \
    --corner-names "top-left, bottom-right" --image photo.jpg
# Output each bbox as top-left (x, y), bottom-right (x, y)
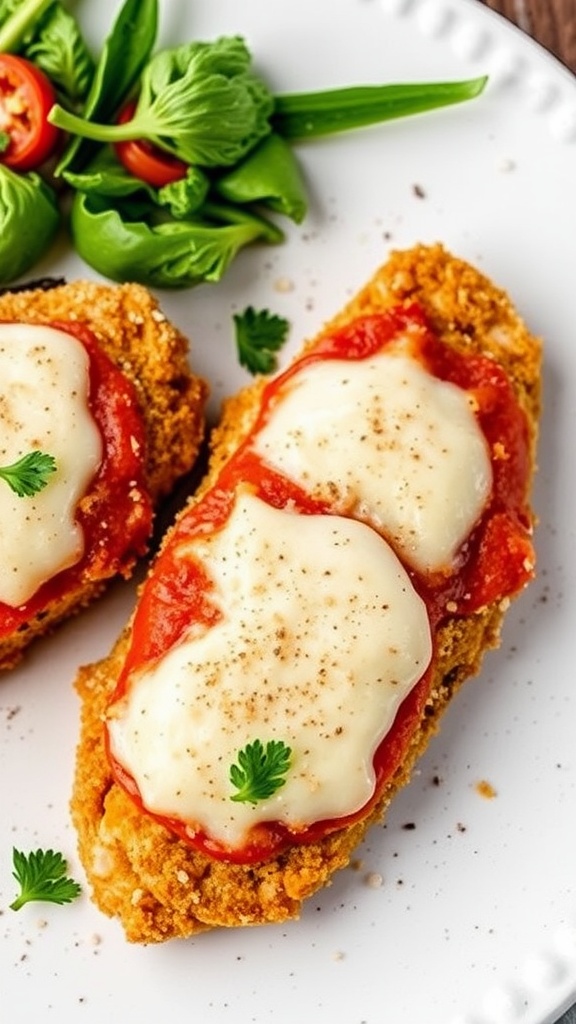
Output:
top-left (0, 281), bottom-right (207, 670)
top-left (71, 244), bottom-right (542, 943)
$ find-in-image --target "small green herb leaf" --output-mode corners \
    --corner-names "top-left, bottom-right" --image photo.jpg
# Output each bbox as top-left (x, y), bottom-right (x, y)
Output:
top-left (10, 848), bottom-right (82, 911)
top-left (0, 131), bottom-right (10, 153)
top-left (233, 306), bottom-right (290, 375)
top-left (0, 450), bottom-right (57, 497)
top-left (229, 739), bottom-right (292, 804)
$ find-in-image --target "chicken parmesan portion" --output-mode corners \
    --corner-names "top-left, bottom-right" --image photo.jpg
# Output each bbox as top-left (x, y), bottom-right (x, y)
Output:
top-left (103, 293), bottom-right (534, 866)
top-left (0, 280), bottom-right (207, 670)
top-left (71, 244), bottom-right (541, 941)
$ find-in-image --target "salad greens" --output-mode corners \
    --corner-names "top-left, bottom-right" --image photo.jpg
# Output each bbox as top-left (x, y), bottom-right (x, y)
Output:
top-left (71, 189), bottom-right (282, 289)
top-left (63, 146), bottom-right (210, 217)
top-left (272, 76), bottom-right (488, 139)
top-left (0, 0), bottom-right (52, 52)
top-left (0, 0), bottom-right (94, 108)
top-left (0, 164), bottom-right (59, 283)
top-left (23, 3), bottom-right (95, 110)
top-left (54, 0), bottom-right (158, 177)
top-left (50, 36), bottom-right (275, 167)
top-left (215, 133), bottom-right (308, 224)
top-left (0, 0), bottom-right (489, 291)
top-left (0, 0), bottom-right (94, 278)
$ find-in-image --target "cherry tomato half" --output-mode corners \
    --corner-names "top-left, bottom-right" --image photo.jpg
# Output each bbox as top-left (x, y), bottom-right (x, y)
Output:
top-left (0, 54), bottom-right (61, 171)
top-left (114, 102), bottom-right (189, 188)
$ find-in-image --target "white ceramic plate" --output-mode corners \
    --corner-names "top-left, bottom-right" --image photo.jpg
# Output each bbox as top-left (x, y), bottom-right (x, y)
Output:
top-left (1, 1), bottom-right (575, 1022)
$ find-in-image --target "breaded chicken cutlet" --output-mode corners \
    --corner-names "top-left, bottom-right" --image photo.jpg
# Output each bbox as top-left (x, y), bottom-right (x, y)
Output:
top-left (0, 280), bottom-right (207, 670)
top-left (71, 244), bottom-right (541, 942)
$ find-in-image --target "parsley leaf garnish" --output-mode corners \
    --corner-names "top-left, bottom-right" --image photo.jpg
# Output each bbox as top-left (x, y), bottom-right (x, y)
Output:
top-left (229, 739), bottom-right (292, 804)
top-left (10, 848), bottom-right (82, 911)
top-left (0, 451), bottom-right (57, 497)
top-left (233, 306), bottom-right (290, 375)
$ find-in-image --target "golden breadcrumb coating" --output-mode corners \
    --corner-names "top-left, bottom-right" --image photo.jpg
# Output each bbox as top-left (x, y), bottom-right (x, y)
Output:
top-left (71, 244), bottom-right (541, 943)
top-left (0, 280), bottom-right (207, 670)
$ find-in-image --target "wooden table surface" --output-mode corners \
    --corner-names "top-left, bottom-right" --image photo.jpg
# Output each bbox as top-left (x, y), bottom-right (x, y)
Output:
top-left (479, 0), bottom-right (576, 73)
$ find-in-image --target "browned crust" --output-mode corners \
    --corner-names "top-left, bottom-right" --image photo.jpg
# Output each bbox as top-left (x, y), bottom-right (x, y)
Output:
top-left (0, 281), bottom-right (207, 670)
top-left (70, 244), bottom-right (541, 942)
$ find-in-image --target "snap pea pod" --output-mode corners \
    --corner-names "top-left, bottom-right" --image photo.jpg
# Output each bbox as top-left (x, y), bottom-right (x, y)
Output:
top-left (271, 76), bottom-right (488, 139)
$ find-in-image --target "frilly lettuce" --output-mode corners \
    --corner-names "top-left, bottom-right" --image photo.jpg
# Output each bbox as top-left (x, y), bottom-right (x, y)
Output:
top-left (0, 166), bottom-right (59, 284)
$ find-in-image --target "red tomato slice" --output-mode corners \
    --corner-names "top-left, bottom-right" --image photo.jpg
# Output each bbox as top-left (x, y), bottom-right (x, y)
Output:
top-left (114, 101), bottom-right (188, 188)
top-left (0, 54), bottom-right (61, 171)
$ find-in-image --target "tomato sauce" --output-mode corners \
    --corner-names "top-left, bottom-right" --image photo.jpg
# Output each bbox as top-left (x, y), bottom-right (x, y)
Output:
top-left (108, 305), bottom-right (535, 864)
top-left (0, 320), bottom-right (153, 638)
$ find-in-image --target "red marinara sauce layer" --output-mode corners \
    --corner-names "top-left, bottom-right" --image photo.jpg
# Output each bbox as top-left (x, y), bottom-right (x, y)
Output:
top-left (0, 320), bottom-right (153, 639)
top-left (107, 304), bottom-right (535, 864)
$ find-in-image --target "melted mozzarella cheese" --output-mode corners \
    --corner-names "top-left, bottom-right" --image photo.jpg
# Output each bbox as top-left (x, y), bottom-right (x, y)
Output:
top-left (252, 347), bottom-right (493, 573)
top-left (0, 323), bottom-right (103, 607)
top-left (107, 491), bottom-right (432, 849)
